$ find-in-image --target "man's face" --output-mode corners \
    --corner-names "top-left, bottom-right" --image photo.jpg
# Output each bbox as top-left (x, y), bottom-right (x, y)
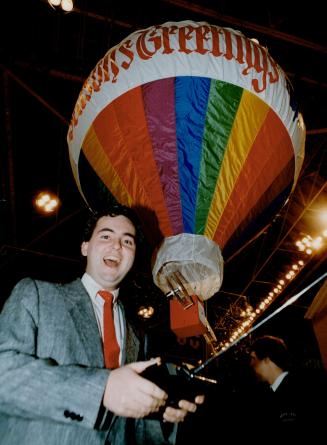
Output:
top-left (249, 351), bottom-right (269, 382)
top-left (81, 215), bottom-right (136, 290)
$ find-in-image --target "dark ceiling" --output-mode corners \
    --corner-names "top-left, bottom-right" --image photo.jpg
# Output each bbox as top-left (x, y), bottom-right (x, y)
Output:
top-left (0, 0), bottom-right (326, 362)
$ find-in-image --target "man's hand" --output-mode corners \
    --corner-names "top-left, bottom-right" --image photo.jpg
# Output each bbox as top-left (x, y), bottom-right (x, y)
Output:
top-left (103, 358), bottom-right (168, 418)
top-left (163, 395), bottom-right (205, 423)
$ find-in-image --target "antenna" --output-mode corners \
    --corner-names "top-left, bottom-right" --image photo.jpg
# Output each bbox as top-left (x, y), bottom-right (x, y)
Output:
top-left (193, 271), bottom-right (327, 375)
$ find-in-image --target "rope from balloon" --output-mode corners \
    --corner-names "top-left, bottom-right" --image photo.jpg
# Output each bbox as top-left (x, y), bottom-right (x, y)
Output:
top-left (165, 271), bottom-right (194, 309)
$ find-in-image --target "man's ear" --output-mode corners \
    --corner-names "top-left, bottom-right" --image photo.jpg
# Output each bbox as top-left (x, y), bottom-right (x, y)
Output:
top-left (81, 241), bottom-right (88, 257)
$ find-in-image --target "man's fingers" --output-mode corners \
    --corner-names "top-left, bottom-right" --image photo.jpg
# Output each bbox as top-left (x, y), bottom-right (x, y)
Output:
top-left (178, 400), bottom-right (197, 412)
top-left (128, 358), bottom-right (168, 401)
top-left (195, 394), bottom-right (205, 404)
top-left (127, 357), bottom-right (161, 374)
top-left (163, 406), bottom-right (187, 423)
top-left (137, 374), bottom-right (168, 401)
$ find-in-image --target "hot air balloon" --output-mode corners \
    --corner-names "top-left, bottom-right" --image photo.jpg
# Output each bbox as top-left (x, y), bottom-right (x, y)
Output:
top-left (67, 21), bottom-right (305, 349)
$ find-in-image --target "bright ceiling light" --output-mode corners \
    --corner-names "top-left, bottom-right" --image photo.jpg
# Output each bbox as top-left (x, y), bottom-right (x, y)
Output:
top-left (319, 210), bottom-right (327, 224)
top-left (48, 0), bottom-right (74, 12)
top-left (312, 236), bottom-right (323, 250)
top-left (137, 306), bottom-right (154, 319)
top-left (34, 191), bottom-right (60, 214)
top-left (61, 0), bottom-right (74, 12)
top-left (48, 0), bottom-right (61, 6)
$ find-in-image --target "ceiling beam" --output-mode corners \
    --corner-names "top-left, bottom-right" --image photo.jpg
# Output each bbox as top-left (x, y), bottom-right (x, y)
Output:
top-left (162, 0), bottom-right (327, 54)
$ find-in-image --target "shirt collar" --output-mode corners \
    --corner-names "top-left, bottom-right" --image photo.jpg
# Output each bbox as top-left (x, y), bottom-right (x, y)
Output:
top-left (271, 371), bottom-right (288, 392)
top-left (81, 273), bottom-right (119, 303)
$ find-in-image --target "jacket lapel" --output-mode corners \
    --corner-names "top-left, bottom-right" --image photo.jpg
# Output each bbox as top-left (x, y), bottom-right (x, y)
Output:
top-left (118, 301), bottom-right (140, 365)
top-left (63, 279), bottom-right (105, 367)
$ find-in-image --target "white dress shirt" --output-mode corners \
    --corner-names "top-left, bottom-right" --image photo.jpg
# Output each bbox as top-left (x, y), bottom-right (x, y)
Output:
top-left (271, 371), bottom-right (289, 392)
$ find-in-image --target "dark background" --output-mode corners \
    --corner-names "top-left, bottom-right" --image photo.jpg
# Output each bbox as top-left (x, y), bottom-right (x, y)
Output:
top-left (1, 0), bottom-right (326, 375)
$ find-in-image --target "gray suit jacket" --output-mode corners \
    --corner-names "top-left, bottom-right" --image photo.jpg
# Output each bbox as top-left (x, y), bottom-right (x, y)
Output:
top-left (0, 278), bottom-right (176, 444)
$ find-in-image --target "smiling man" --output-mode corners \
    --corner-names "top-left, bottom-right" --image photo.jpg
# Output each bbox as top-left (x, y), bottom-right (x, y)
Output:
top-left (0, 204), bottom-right (204, 445)
top-left (81, 212), bottom-right (137, 291)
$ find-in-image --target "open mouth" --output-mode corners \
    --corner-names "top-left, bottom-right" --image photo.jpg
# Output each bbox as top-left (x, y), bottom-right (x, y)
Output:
top-left (103, 256), bottom-right (120, 267)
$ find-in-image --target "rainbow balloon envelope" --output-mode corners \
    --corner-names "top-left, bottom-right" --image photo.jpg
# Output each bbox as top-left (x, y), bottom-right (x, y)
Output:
top-left (68, 21), bottom-right (305, 302)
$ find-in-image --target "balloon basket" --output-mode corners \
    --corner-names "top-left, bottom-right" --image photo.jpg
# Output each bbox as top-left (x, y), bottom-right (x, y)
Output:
top-left (169, 295), bottom-right (207, 337)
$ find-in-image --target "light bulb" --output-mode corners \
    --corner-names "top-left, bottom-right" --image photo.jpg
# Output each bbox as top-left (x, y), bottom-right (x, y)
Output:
top-left (48, 0), bottom-right (61, 6)
top-left (61, 0), bottom-right (74, 12)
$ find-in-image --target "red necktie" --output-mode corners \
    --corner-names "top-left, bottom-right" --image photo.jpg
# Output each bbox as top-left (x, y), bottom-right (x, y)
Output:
top-left (98, 290), bottom-right (120, 369)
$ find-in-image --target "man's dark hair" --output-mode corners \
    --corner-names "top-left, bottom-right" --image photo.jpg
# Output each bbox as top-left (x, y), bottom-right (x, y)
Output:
top-left (83, 204), bottom-right (144, 247)
top-left (251, 335), bottom-right (290, 370)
